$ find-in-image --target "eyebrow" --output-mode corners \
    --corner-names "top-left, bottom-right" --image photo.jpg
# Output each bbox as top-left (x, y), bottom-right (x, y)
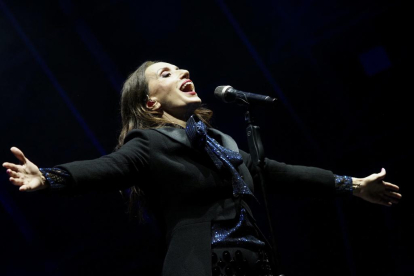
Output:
top-left (156, 66), bottom-right (180, 75)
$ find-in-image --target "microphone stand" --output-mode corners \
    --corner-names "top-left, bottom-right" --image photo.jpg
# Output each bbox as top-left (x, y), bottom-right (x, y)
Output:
top-left (245, 108), bottom-right (284, 276)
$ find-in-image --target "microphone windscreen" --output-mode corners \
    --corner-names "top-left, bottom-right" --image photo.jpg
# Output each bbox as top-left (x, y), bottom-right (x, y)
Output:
top-left (214, 85), bottom-right (231, 100)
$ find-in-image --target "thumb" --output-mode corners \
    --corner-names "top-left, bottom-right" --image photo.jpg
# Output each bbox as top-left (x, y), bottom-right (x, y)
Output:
top-left (10, 147), bottom-right (27, 164)
top-left (377, 168), bottom-right (386, 180)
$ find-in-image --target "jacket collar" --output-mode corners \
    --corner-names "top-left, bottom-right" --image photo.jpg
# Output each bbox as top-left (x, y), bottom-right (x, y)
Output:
top-left (153, 127), bottom-right (239, 152)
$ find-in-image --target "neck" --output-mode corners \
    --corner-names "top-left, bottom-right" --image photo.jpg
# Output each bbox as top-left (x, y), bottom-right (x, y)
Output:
top-left (162, 112), bottom-right (188, 128)
top-left (161, 104), bottom-right (199, 128)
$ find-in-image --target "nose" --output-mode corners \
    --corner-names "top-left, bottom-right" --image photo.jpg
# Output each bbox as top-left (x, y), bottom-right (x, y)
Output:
top-left (179, 69), bottom-right (190, 79)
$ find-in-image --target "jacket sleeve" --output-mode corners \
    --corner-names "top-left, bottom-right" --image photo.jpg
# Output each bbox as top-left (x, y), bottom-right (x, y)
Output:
top-left (239, 149), bottom-right (335, 197)
top-left (55, 130), bottom-right (151, 193)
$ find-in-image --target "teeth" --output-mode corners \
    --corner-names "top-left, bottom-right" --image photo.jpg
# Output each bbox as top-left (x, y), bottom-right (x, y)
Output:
top-left (181, 82), bottom-right (194, 91)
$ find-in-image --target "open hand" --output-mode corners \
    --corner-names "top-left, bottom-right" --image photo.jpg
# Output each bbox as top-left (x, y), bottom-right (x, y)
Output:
top-left (354, 168), bottom-right (401, 207)
top-left (2, 147), bottom-right (48, 192)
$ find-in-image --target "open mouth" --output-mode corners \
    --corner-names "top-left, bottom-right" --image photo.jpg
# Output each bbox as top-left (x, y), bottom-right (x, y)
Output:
top-left (179, 80), bottom-right (195, 93)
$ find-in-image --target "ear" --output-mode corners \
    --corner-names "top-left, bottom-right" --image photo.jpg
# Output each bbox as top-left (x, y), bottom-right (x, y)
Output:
top-left (146, 98), bottom-right (161, 110)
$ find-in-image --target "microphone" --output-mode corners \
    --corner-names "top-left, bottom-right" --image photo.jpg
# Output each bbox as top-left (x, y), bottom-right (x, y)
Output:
top-left (214, 85), bottom-right (277, 106)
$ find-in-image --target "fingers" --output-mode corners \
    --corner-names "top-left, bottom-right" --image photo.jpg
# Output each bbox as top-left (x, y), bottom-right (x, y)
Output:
top-left (9, 176), bottom-right (38, 192)
top-left (10, 147), bottom-right (27, 164)
top-left (19, 186), bottom-right (28, 191)
top-left (381, 193), bottom-right (398, 204)
top-left (384, 182), bottom-right (399, 191)
top-left (19, 185), bottom-right (32, 192)
top-left (9, 177), bottom-right (24, 187)
top-left (9, 176), bottom-right (40, 192)
top-left (384, 191), bottom-right (401, 205)
top-left (377, 191), bottom-right (401, 206)
top-left (2, 162), bottom-right (23, 172)
top-left (385, 190), bottom-right (402, 200)
top-left (379, 195), bottom-right (392, 207)
top-left (5, 164), bottom-right (27, 187)
top-left (7, 169), bottom-right (21, 179)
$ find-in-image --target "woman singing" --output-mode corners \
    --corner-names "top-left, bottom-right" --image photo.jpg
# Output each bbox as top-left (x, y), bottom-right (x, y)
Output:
top-left (3, 61), bottom-right (402, 276)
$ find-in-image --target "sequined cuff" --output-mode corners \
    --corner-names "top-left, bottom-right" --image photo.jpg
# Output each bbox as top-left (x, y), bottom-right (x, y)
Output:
top-left (334, 174), bottom-right (353, 194)
top-left (39, 168), bottom-right (71, 190)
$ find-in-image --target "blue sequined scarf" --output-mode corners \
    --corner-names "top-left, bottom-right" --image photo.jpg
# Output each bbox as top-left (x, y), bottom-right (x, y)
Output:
top-left (185, 115), bottom-right (254, 197)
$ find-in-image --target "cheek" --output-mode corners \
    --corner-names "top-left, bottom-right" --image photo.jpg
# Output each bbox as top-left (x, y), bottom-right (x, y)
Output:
top-left (151, 84), bottom-right (167, 100)
top-left (156, 86), bottom-right (176, 105)
top-left (164, 92), bottom-right (181, 106)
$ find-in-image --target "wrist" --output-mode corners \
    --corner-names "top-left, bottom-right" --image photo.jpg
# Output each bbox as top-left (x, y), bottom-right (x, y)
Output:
top-left (352, 177), bottom-right (363, 197)
top-left (39, 171), bottom-right (50, 189)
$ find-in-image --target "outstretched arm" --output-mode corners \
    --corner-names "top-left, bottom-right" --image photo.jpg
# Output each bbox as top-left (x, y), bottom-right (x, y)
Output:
top-left (352, 168), bottom-right (401, 206)
top-left (2, 147), bottom-right (48, 192)
top-left (3, 130), bottom-right (152, 194)
top-left (240, 150), bottom-right (402, 206)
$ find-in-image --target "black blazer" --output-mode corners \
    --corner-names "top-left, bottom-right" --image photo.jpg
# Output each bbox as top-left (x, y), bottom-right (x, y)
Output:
top-left (58, 127), bottom-right (335, 276)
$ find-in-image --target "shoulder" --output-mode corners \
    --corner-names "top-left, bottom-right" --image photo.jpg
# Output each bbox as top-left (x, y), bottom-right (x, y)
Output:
top-left (124, 127), bottom-right (187, 149)
top-left (124, 128), bottom-right (165, 143)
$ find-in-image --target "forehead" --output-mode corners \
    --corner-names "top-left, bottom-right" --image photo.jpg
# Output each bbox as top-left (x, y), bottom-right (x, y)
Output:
top-left (145, 62), bottom-right (178, 77)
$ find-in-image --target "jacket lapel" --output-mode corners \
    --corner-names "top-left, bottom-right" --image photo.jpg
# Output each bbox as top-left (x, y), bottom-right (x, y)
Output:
top-left (208, 128), bottom-right (239, 152)
top-left (153, 127), bottom-right (192, 148)
top-left (154, 127), bottom-right (240, 153)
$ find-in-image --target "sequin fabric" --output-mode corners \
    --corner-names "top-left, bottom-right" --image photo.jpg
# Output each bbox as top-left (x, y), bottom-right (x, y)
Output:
top-left (211, 247), bottom-right (274, 276)
top-left (185, 116), bottom-right (266, 252)
top-left (186, 115), bottom-right (253, 197)
top-left (39, 168), bottom-right (71, 189)
top-left (212, 207), bottom-right (266, 249)
top-left (334, 174), bottom-right (353, 193)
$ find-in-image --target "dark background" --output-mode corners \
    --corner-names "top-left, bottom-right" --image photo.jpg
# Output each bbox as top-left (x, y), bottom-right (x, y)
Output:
top-left (0, 0), bottom-right (412, 275)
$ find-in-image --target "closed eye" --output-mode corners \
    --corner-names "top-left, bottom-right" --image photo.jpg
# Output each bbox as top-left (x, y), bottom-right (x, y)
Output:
top-left (159, 66), bottom-right (179, 78)
top-left (161, 72), bottom-right (171, 78)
